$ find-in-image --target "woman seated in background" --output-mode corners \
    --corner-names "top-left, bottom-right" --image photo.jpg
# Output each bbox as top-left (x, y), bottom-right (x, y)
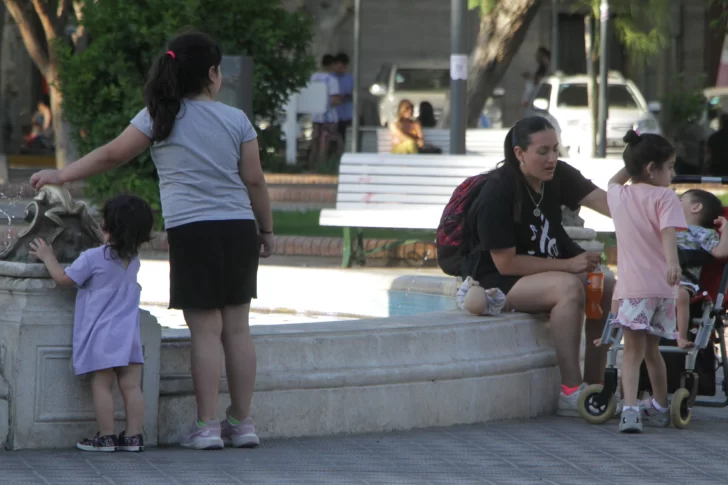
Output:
top-left (417, 101), bottom-right (437, 128)
top-left (390, 99), bottom-right (441, 154)
top-left (390, 99), bottom-right (424, 154)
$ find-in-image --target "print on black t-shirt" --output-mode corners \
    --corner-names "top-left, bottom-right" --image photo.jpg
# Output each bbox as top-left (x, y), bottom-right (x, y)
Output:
top-left (527, 212), bottom-right (559, 258)
top-left (468, 161), bottom-right (598, 287)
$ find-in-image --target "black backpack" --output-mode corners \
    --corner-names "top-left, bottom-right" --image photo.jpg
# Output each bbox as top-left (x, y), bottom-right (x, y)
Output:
top-left (436, 173), bottom-right (489, 276)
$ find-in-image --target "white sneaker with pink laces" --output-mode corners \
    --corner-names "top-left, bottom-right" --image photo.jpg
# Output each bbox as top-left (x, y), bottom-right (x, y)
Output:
top-left (221, 409), bottom-right (260, 448)
top-left (179, 419), bottom-right (224, 450)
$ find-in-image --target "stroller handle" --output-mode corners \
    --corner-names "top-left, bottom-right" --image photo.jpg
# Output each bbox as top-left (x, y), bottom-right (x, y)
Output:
top-left (717, 263), bottom-right (728, 310)
top-left (672, 175), bottom-right (728, 184)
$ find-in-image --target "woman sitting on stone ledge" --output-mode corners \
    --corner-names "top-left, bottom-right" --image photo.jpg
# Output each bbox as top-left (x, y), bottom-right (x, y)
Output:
top-left (466, 116), bottom-right (622, 417)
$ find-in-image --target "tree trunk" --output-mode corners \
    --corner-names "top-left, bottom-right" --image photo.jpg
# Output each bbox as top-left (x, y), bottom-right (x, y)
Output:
top-left (440, 0), bottom-right (543, 128)
top-left (47, 68), bottom-right (69, 169)
top-left (284, 0), bottom-right (354, 62)
top-left (584, 14), bottom-right (597, 157)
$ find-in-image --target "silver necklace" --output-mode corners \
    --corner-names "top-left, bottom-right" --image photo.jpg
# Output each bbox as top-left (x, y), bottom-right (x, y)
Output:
top-left (527, 183), bottom-right (545, 217)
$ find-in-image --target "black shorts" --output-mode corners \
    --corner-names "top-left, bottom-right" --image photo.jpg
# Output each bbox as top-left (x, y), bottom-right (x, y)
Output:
top-left (167, 219), bottom-right (259, 310)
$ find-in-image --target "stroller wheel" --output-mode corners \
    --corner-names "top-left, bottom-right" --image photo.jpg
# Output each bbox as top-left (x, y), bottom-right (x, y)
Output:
top-left (670, 388), bottom-right (692, 429)
top-left (577, 384), bottom-right (616, 424)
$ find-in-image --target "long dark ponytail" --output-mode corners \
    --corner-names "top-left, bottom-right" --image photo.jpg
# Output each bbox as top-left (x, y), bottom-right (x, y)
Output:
top-left (496, 116), bottom-right (555, 222)
top-left (144, 31), bottom-right (223, 142)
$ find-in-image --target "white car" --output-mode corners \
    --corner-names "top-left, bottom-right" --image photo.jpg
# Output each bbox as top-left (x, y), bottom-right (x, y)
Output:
top-left (524, 72), bottom-right (662, 157)
top-left (369, 62), bottom-right (504, 128)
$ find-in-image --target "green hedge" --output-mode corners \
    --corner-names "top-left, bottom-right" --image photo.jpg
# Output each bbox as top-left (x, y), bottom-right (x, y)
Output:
top-left (58, 0), bottom-right (314, 227)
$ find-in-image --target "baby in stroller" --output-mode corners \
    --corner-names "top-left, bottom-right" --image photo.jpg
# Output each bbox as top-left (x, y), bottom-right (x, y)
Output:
top-left (676, 189), bottom-right (728, 348)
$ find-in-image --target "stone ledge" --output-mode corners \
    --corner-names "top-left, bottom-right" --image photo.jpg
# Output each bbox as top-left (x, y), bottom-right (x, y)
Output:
top-left (158, 311), bottom-right (559, 442)
top-left (0, 229), bottom-right (602, 262)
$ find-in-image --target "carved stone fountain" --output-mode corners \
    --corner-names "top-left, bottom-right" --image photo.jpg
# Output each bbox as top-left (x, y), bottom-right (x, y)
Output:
top-left (0, 186), bottom-right (161, 450)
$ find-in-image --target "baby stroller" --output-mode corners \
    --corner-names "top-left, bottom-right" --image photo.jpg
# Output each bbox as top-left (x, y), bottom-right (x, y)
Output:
top-left (577, 175), bottom-right (728, 428)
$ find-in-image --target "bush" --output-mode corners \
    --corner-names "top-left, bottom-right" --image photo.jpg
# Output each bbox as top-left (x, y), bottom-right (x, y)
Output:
top-left (58, 0), bottom-right (314, 227)
top-left (660, 75), bottom-right (707, 138)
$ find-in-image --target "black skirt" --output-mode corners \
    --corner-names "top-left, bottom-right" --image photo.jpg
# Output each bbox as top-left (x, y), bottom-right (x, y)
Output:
top-left (167, 219), bottom-right (259, 310)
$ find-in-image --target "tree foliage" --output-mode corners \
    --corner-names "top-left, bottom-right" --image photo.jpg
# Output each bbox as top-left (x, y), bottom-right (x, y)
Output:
top-left (574, 0), bottom-right (670, 64)
top-left (468, 0), bottom-right (497, 15)
top-left (57, 0), bottom-right (314, 226)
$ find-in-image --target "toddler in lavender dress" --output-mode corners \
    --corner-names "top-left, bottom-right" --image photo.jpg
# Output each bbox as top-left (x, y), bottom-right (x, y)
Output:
top-left (30, 194), bottom-right (154, 452)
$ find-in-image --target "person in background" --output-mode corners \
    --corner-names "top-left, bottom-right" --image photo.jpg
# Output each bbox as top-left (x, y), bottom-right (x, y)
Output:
top-left (521, 71), bottom-right (535, 110)
top-left (33, 95), bottom-right (52, 138)
top-left (333, 53), bottom-right (353, 145)
top-left (390, 99), bottom-right (424, 154)
top-left (308, 54), bottom-right (342, 169)
top-left (417, 101), bottom-right (437, 128)
top-left (704, 113), bottom-right (728, 176)
top-left (534, 47), bottom-right (551, 85)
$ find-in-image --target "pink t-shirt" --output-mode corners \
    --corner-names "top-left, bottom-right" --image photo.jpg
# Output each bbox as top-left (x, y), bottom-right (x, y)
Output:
top-left (607, 183), bottom-right (687, 300)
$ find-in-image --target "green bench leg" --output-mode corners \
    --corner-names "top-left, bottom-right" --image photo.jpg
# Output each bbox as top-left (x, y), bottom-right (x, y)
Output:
top-left (342, 227), bottom-right (366, 268)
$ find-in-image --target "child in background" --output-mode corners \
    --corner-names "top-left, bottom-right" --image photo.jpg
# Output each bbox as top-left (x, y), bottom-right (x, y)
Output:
top-left (607, 130), bottom-right (686, 433)
top-left (675, 189), bottom-right (728, 348)
top-left (29, 195), bottom-right (154, 452)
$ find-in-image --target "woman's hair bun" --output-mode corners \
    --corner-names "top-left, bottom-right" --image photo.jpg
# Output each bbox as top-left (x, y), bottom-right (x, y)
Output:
top-left (623, 129), bottom-right (641, 145)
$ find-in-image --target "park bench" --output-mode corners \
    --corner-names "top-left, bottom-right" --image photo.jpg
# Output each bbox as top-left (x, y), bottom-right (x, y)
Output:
top-left (320, 153), bottom-right (626, 267)
top-left (375, 128), bottom-right (509, 156)
top-left (319, 153), bottom-right (501, 267)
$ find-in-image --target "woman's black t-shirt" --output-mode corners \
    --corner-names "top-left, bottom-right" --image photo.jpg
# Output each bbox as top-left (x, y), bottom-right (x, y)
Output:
top-left (467, 161), bottom-right (598, 290)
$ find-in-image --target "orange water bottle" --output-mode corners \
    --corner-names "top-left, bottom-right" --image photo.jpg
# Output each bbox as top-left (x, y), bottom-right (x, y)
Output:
top-left (585, 268), bottom-right (604, 320)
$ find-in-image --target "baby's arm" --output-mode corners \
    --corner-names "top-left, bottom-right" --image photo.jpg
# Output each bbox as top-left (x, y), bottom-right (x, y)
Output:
top-left (28, 238), bottom-right (74, 286)
top-left (710, 217), bottom-right (728, 259)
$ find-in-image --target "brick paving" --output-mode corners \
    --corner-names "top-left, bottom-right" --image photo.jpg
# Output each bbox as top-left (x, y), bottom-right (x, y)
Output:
top-left (0, 224), bottom-right (437, 261)
top-left (2, 410), bottom-right (728, 484)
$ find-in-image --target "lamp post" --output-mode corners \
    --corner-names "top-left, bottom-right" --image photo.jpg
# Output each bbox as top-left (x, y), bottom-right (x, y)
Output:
top-left (551, 0), bottom-right (559, 72)
top-left (597, 0), bottom-right (609, 158)
top-left (450, 0), bottom-right (467, 154)
top-left (351, 0), bottom-right (361, 152)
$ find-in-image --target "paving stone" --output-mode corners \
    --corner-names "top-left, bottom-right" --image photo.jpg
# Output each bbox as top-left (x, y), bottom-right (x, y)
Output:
top-left (2, 411), bottom-right (728, 484)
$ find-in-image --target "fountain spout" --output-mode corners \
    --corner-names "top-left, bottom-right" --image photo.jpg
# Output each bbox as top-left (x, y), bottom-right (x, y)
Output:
top-left (0, 184), bottom-right (104, 263)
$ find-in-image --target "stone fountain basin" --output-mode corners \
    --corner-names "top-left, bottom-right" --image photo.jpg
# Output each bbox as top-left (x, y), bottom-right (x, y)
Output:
top-left (0, 262), bottom-right (160, 450)
top-left (158, 310), bottom-right (559, 444)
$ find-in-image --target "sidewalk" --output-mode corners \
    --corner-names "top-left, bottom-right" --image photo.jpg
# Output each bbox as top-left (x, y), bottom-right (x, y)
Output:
top-left (3, 412), bottom-right (727, 484)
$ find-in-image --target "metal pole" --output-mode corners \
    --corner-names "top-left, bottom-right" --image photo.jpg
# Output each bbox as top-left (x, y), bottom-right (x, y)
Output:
top-left (351, 0), bottom-right (361, 152)
top-left (551, 0), bottom-right (559, 72)
top-left (597, 0), bottom-right (609, 158)
top-left (450, 0), bottom-right (467, 155)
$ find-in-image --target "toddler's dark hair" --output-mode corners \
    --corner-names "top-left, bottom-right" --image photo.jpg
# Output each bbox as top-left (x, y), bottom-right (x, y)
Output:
top-left (622, 129), bottom-right (675, 179)
top-left (683, 189), bottom-right (723, 228)
top-left (102, 195), bottom-right (154, 260)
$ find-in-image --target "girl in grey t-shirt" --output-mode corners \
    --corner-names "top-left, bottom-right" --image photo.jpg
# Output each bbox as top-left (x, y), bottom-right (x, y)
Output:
top-left (30, 31), bottom-right (272, 450)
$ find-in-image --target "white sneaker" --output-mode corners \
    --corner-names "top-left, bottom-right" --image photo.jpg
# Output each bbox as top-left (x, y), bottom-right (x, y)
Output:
top-left (179, 419), bottom-right (224, 450)
top-left (556, 383), bottom-right (587, 417)
top-left (641, 401), bottom-right (670, 428)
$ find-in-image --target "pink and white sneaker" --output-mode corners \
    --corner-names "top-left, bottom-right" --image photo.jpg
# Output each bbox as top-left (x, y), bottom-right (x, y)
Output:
top-left (221, 410), bottom-right (260, 448)
top-left (180, 419), bottom-right (224, 450)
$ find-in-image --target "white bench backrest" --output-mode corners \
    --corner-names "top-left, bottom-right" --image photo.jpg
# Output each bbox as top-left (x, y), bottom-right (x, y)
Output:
top-left (376, 128), bottom-right (509, 156)
top-left (336, 154), bottom-right (502, 210)
top-left (333, 153), bottom-right (624, 232)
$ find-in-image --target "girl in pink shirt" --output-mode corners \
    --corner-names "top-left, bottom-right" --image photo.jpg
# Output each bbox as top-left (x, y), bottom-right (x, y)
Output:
top-left (607, 130), bottom-right (687, 433)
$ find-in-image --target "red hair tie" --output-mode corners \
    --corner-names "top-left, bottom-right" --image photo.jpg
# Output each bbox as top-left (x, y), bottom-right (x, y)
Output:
top-left (166, 50), bottom-right (176, 60)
